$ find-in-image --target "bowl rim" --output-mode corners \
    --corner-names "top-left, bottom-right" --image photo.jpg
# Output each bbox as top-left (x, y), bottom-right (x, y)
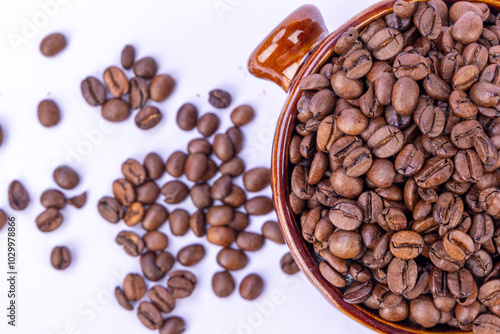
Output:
top-left (270, 0), bottom-right (500, 333)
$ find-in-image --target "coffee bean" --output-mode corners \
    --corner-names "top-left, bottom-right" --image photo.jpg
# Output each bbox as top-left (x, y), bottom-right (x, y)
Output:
top-left (167, 270), bottom-right (197, 298)
top-left (50, 246), bottom-right (71, 270)
top-left (189, 210), bottom-right (206, 237)
top-left (244, 196), bottom-right (273, 215)
top-left (211, 175), bottom-right (232, 200)
top-left (176, 103), bottom-right (198, 130)
top-left (40, 33), bottom-right (66, 57)
top-left (474, 314), bottom-right (500, 334)
top-left (217, 247), bottom-right (248, 271)
top-left (8, 180), bottom-right (29, 211)
top-left (329, 201), bottom-right (363, 231)
top-left (236, 232), bottom-right (264, 252)
top-left (129, 77), bottom-right (149, 109)
top-left (115, 287), bottom-right (133, 311)
top-left (67, 192), bottom-right (86, 208)
top-left (40, 189), bottom-right (66, 209)
top-left (367, 125), bottom-right (404, 158)
top-left (123, 273), bottom-right (146, 301)
top-left (390, 231), bottom-right (423, 259)
top-left (160, 317), bottom-right (186, 334)
top-left (103, 66), bottom-right (129, 98)
top-left (101, 98), bottom-right (130, 122)
top-left (116, 231), bottom-right (145, 256)
top-left (213, 134), bottom-right (234, 162)
top-left (209, 89), bottom-right (231, 108)
top-left (134, 57), bottom-right (157, 79)
top-left (239, 274), bottom-right (264, 300)
top-left (184, 153), bottom-right (208, 182)
top-left (409, 295), bottom-right (440, 328)
top-left (190, 183), bottom-right (213, 209)
top-left (144, 153), bottom-right (164, 180)
top-left (98, 196), bottom-right (124, 223)
top-left (113, 179), bottom-right (136, 206)
top-left (212, 270), bottom-right (235, 298)
top-left (343, 280), bottom-right (375, 304)
top-left (169, 209), bottom-right (190, 236)
top-left (206, 205), bottom-right (234, 226)
top-left (243, 167), bottom-right (270, 192)
top-left (81, 76), bottom-right (106, 106)
top-left (135, 106), bottom-right (162, 130)
top-left (177, 244), bottom-right (205, 266)
top-left (478, 279), bottom-right (500, 306)
top-left (443, 230), bottom-right (474, 261)
top-left (166, 151), bottom-right (188, 177)
top-left (161, 180), bottom-right (188, 204)
top-left (121, 159), bottom-right (147, 186)
top-left (230, 104), bottom-right (254, 127)
top-left (452, 12), bottom-right (483, 45)
top-left (148, 285), bottom-right (175, 313)
top-left (53, 165), bottom-right (79, 190)
top-left (136, 181), bottom-right (160, 204)
top-left (329, 230), bottom-right (362, 259)
top-left (140, 251), bottom-right (174, 282)
top-left (261, 221), bottom-right (285, 244)
top-left (142, 204), bottom-right (168, 231)
top-left (197, 113), bottom-right (219, 137)
top-left (37, 99), bottom-right (61, 127)
top-left (367, 27), bottom-right (403, 60)
top-left (36, 208), bottom-right (63, 232)
top-left (207, 226), bottom-right (236, 247)
top-left (121, 45), bottom-right (135, 69)
top-left (150, 74), bottom-right (175, 102)
top-left (0, 210), bottom-right (7, 231)
top-left (137, 302), bottom-right (162, 330)
top-left (280, 253), bottom-right (299, 275)
top-left (143, 231), bottom-right (168, 252)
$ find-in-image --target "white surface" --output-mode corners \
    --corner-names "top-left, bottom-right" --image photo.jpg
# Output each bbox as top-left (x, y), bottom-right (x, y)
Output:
top-left (0, 0), bottom-right (380, 333)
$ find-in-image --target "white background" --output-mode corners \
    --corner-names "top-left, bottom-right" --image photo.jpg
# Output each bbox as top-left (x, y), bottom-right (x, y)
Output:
top-left (0, 0), bottom-right (380, 333)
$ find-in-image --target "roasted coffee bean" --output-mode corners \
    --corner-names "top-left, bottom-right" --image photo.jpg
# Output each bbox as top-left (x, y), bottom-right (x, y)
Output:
top-left (390, 231), bottom-right (423, 259)
top-left (330, 70), bottom-right (363, 100)
top-left (430, 240), bottom-right (464, 272)
top-left (478, 279), bottom-right (500, 306)
top-left (211, 175), bottom-right (232, 200)
top-left (236, 232), bottom-right (265, 252)
top-left (129, 77), bottom-right (149, 109)
top-left (140, 251), bottom-right (174, 282)
top-left (135, 181), bottom-right (160, 204)
top-left (177, 244), bottom-right (205, 266)
top-left (261, 221), bottom-right (285, 244)
top-left (40, 32), bottom-right (66, 56)
top-left (454, 150), bottom-right (483, 183)
top-left (123, 273), bottom-right (146, 302)
top-left (101, 98), bottom-right (130, 122)
top-left (189, 210), bottom-right (206, 237)
top-left (213, 134), bottom-right (234, 162)
top-left (143, 153), bottom-right (164, 180)
top-left (243, 167), bottom-right (270, 192)
top-left (387, 257), bottom-right (417, 295)
top-left (142, 204), bottom-right (168, 231)
top-left (212, 271), bottom-right (235, 297)
top-left (116, 231), bottom-right (145, 256)
top-left (168, 270), bottom-right (197, 298)
top-left (329, 230), bottom-right (362, 259)
top-left (329, 201), bottom-right (362, 231)
top-left (443, 230), bottom-right (474, 262)
top-left (280, 253), bottom-right (300, 275)
top-left (36, 208), bottom-right (63, 232)
top-left (121, 159), bottom-right (146, 186)
top-left (52, 166), bottom-right (79, 190)
top-left (367, 125), bottom-right (404, 158)
top-left (466, 250), bottom-right (493, 277)
top-left (135, 106), bottom-right (162, 130)
top-left (81, 77), bottom-right (106, 106)
top-left (161, 180), bottom-right (188, 204)
top-left (413, 2), bottom-right (442, 40)
top-left (112, 179), bottom-right (135, 206)
top-left (367, 27), bottom-right (404, 60)
top-left (452, 11), bottom-right (483, 45)
top-left (470, 82), bottom-right (500, 107)
top-left (190, 183), bottom-right (212, 209)
top-left (115, 287), bottom-right (133, 311)
top-left (40, 189), bottom-right (66, 209)
top-left (148, 285), bottom-right (175, 313)
top-left (184, 153), bottom-right (208, 182)
top-left (231, 104), bottom-right (254, 126)
top-left (209, 89), bottom-right (231, 108)
top-left (239, 274), bottom-right (264, 300)
top-left (121, 45), bottom-right (135, 69)
top-left (37, 99), bottom-right (60, 127)
top-left (367, 158), bottom-right (396, 189)
top-left (50, 246), bottom-right (71, 270)
top-left (245, 196), bottom-right (273, 215)
top-left (103, 66), bottom-right (129, 98)
top-left (207, 226), bottom-right (236, 247)
top-left (216, 247), bottom-right (248, 271)
top-left (409, 295), bottom-right (441, 328)
top-left (206, 206), bottom-right (233, 226)
top-left (226, 126), bottom-right (244, 154)
top-left (98, 196), bottom-right (124, 223)
top-left (227, 211), bottom-right (249, 231)
top-left (176, 103), bottom-right (198, 130)
top-left (166, 151), bottom-right (188, 177)
top-left (134, 57), bottom-right (157, 79)
top-left (343, 280), bottom-right (375, 304)
top-left (160, 317), bottom-right (186, 334)
top-left (169, 209), bottom-right (189, 236)
top-left (196, 112), bottom-right (220, 137)
top-left (150, 74), bottom-right (175, 102)
top-left (143, 231), bottom-right (168, 252)
top-left (137, 302), bottom-right (162, 330)
top-left (447, 268), bottom-right (475, 302)
top-left (188, 138), bottom-right (212, 155)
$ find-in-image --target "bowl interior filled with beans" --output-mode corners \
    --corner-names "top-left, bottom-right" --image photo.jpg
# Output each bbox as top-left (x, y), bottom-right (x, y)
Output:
top-left (249, 0), bottom-right (500, 333)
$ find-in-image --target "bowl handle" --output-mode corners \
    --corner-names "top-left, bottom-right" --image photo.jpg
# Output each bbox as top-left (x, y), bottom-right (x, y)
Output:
top-left (248, 5), bottom-right (328, 92)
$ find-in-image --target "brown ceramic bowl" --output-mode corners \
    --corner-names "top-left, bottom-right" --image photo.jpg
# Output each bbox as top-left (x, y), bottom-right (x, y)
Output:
top-left (248, 1), bottom-right (500, 333)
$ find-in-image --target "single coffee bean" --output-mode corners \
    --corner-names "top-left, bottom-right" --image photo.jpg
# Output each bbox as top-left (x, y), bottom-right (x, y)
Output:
top-left (143, 153), bottom-right (164, 180)
top-left (226, 126), bottom-right (244, 153)
top-left (220, 157), bottom-right (245, 176)
top-left (184, 153), bottom-right (208, 182)
top-left (390, 231), bottom-right (423, 259)
top-left (134, 57), bottom-right (157, 79)
top-left (243, 167), bottom-right (270, 192)
top-left (473, 314), bottom-right (500, 334)
top-left (454, 149), bottom-right (483, 183)
top-left (244, 196), bottom-right (274, 215)
top-left (387, 257), bottom-right (417, 295)
top-left (212, 270), bottom-right (235, 297)
top-left (261, 221), bottom-right (285, 244)
top-left (142, 204), bottom-right (168, 231)
top-left (36, 208), bottom-right (63, 232)
top-left (101, 98), bottom-right (130, 122)
top-left (150, 74), bottom-right (175, 102)
top-left (148, 285), bottom-right (175, 313)
top-left (209, 89), bottom-right (231, 108)
top-left (116, 231), bottom-right (145, 256)
top-left (213, 134), bottom-right (234, 162)
top-left (447, 268), bottom-right (475, 302)
top-left (98, 196), bottom-right (124, 223)
top-left (177, 244), bottom-right (205, 266)
top-left (190, 183), bottom-right (213, 209)
top-left (228, 211), bottom-right (249, 231)
top-left (53, 165), bottom-right (79, 190)
top-left (230, 104), bottom-right (254, 126)
top-left (478, 279), bottom-right (500, 306)
top-left (40, 189), bottom-right (66, 209)
top-left (37, 99), bottom-right (60, 127)
top-left (239, 274), bottom-right (264, 300)
top-left (197, 113), bottom-right (219, 137)
top-left (429, 240), bottom-right (464, 272)
top-left (67, 191), bottom-right (86, 208)
top-left (393, 53), bottom-right (431, 81)
top-left (103, 66), bottom-right (129, 98)
top-left (40, 32), bottom-right (66, 56)
top-left (121, 159), bottom-right (147, 186)
top-left (236, 232), bottom-right (265, 252)
top-left (329, 230), bottom-right (363, 259)
top-left (465, 250), bottom-right (493, 277)
top-left (167, 270), bottom-right (197, 298)
top-left (329, 201), bottom-right (363, 231)
top-left (166, 151), bottom-right (188, 177)
top-left (217, 247), bottom-right (248, 271)
top-left (161, 180), bottom-right (188, 204)
top-left (81, 76), bottom-right (106, 106)
top-left (280, 253), bottom-right (300, 275)
top-left (137, 302), bottom-right (162, 330)
top-left (367, 125), bottom-right (404, 158)
top-left (452, 12), bottom-right (483, 45)
top-left (135, 181), bottom-right (160, 204)
top-left (443, 230), bottom-right (474, 261)
top-left (129, 77), bottom-right (149, 109)
top-left (140, 251), bottom-right (174, 282)
top-left (176, 103), bottom-right (198, 131)
top-left (121, 45), bottom-right (135, 69)
top-left (392, 77), bottom-right (419, 115)
top-left (112, 179), bottom-right (135, 206)
top-left (409, 295), bottom-right (441, 328)
top-left (211, 175), bottom-right (232, 200)
top-left (115, 287), bottom-right (133, 311)
top-left (135, 106), bottom-right (162, 130)
top-left (123, 273), bottom-right (146, 301)
top-left (188, 138), bottom-right (212, 155)
top-left (8, 180), bottom-right (29, 211)
top-left (143, 231), bottom-right (168, 252)
top-left (169, 209), bottom-right (190, 236)
top-left (50, 246), bottom-right (71, 270)
top-left (160, 317), bottom-right (186, 334)
top-left (343, 280), bottom-right (375, 304)
top-left (189, 210), bottom-right (206, 237)
top-left (207, 226), bottom-right (236, 247)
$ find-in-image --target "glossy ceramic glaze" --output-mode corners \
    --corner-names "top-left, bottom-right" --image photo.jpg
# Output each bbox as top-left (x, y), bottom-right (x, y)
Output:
top-left (248, 1), bottom-right (500, 333)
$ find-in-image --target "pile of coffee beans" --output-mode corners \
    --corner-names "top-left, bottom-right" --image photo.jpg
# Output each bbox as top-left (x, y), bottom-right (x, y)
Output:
top-left (290, 1), bottom-right (500, 332)
top-left (97, 87), bottom-right (298, 333)
top-left (34, 165), bottom-right (86, 270)
top-left (80, 45), bottom-right (174, 129)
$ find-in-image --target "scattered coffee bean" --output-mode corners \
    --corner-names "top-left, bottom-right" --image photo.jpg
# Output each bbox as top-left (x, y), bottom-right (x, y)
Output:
top-left (103, 66), bottom-right (129, 98)
top-left (40, 189), bottom-right (66, 209)
top-left (160, 317), bottom-right (186, 334)
top-left (280, 253), bottom-right (300, 275)
top-left (230, 105), bottom-right (254, 126)
top-left (243, 167), bottom-right (270, 192)
top-left (244, 196), bottom-right (273, 215)
top-left (176, 103), bottom-right (198, 130)
top-left (37, 99), bottom-right (61, 127)
top-left (197, 112), bottom-right (220, 137)
top-left (115, 287), bottom-right (133, 311)
top-left (212, 270), bottom-right (235, 298)
top-left (209, 89), bottom-right (231, 108)
top-left (40, 32), bottom-right (66, 57)
top-left (169, 209), bottom-right (190, 236)
top-left (137, 301), bottom-right (162, 330)
top-left (144, 153), bottom-right (164, 180)
top-left (168, 270), bottom-right (197, 298)
top-left (8, 180), bottom-right (29, 210)
top-left (116, 231), bottom-right (145, 256)
top-left (81, 76), bottom-right (107, 106)
top-left (150, 74), bottom-right (175, 102)
top-left (129, 77), bottom-right (149, 109)
top-left (134, 57), bottom-right (157, 79)
top-left (67, 191), bottom-right (87, 208)
top-left (121, 45), bottom-right (135, 69)
top-left (261, 221), bottom-right (285, 244)
top-left (135, 106), bottom-right (162, 130)
top-left (177, 244), bottom-right (205, 266)
top-left (239, 274), bottom-right (264, 300)
top-left (101, 98), bottom-right (130, 122)
top-left (50, 246), bottom-right (71, 270)
top-left (148, 285), bottom-right (175, 313)
top-left (36, 208), bottom-right (63, 232)
top-left (98, 196), bottom-right (124, 223)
